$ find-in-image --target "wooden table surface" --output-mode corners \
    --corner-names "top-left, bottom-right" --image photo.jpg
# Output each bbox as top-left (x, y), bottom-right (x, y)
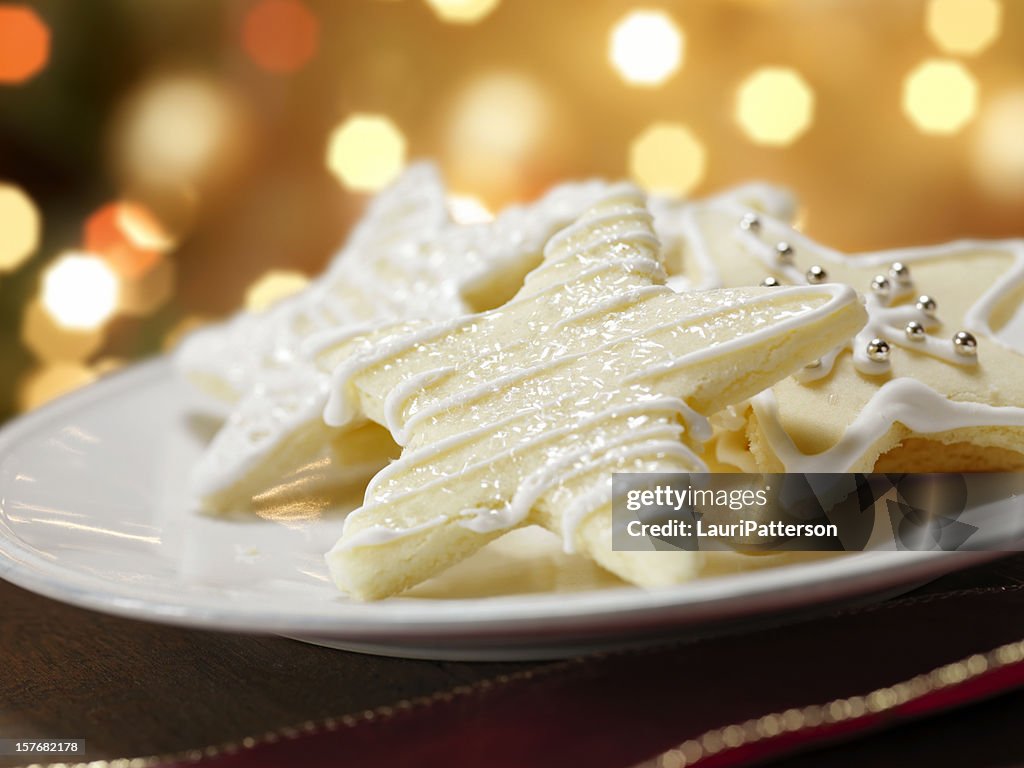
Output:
top-left (2, 556), bottom-right (1024, 768)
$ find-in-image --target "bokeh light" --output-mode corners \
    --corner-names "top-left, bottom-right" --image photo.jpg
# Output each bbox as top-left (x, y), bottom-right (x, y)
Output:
top-left (245, 269), bottom-right (310, 312)
top-left (446, 72), bottom-right (558, 198)
top-left (242, 0), bottom-right (319, 74)
top-left (17, 363), bottom-right (96, 412)
top-left (447, 194), bottom-right (493, 224)
top-left (21, 299), bottom-right (105, 363)
top-left (117, 76), bottom-right (245, 188)
top-left (424, 0), bottom-right (500, 25)
top-left (902, 59), bottom-right (979, 135)
top-left (735, 67), bottom-right (815, 146)
top-left (972, 90), bottom-right (1024, 200)
top-left (609, 10), bottom-right (684, 87)
top-left (925, 0), bottom-right (1002, 56)
top-left (0, 183), bottom-right (41, 272)
top-left (629, 122), bottom-right (706, 197)
top-left (0, 5), bottom-right (50, 84)
top-left (41, 253), bottom-right (121, 331)
top-left (326, 114), bottom-right (407, 192)
top-left (85, 202), bottom-right (167, 279)
top-left (117, 201), bottom-right (177, 252)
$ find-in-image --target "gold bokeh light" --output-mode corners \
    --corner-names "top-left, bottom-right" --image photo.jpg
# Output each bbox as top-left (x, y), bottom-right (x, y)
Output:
top-left (446, 71), bottom-right (557, 198)
top-left (21, 299), bottom-right (105, 363)
top-left (41, 253), bottom-right (121, 331)
top-left (609, 10), bottom-right (684, 87)
top-left (326, 114), bottom-right (407, 193)
top-left (926, 0), bottom-right (1002, 56)
top-left (735, 67), bottom-right (815, 146)
top-left (629, 122), bottom-right (706, 197)
top-left (118, 76), bottom-right (243, 188)
top-left (0, 183), bottom-right (41, 272)
top-left (424, 0), bottom-right (500, 25)
top-left (245, 269), bottom-right (310, 312)
top-left (972, 89), bottom-right (1024, 201)
top-left (902, 59), bottom-right (978, 135)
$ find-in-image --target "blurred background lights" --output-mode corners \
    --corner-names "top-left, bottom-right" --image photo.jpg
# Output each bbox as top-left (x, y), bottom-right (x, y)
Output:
top-left (609, 10), bottom-right (684, 87)
top-left (424, 0), bottom-right (500, 25)
top-left (85, 202), bottom-right (167, 280)
top-left (116, 201), bottom-right (177, 253)
top-left (735, 67), bottom-right (815, 146)
top-left (118, 76), bottom-right (243, 187)
top-left (446, 72), bottom-right (560, 199)
top-left (326, 114), bottom-right (407, 192)
top-left (242, 0), bottom-right (319, 74)
top-left (903, 59), bottom-right (979, 135)
top-left (21, 299), bottom-right (105, 363)
top-left (0, 5), bottom-right (50, 84)
top-left (629, 123), bottom-right (706, 197)
top-left (972, 90), bottom-right (1024, 200)
top-left (245, 269), bottom-right (310, 312)
top-left (41, 253), bottom-right (120, 331)
top-left (926, 0), bottom-right (1003, 56)
top-left (0, 183), bottom-right (41, 272)
top-left (449, 73), bottom-right (547, 163)
top-left (17, 364), bottom-right (96, 412)
top-left (447, 194), bottom-right (493, 224)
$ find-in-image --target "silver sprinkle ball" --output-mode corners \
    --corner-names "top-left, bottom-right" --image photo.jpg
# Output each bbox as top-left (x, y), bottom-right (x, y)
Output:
top-left (740, 213), bottom-right (761, 232)
top-left (916, 295), bottom-right (937, 316)
top-left (953, 330), bottom-right (978, 356)
top-left (866, 337), bottom-right (891, 362)
top-left (905, 321), bottom-right (925, 341)
top-left (889, 262), bottom-right (912, 285)
top-left (806, 265), bottom-right (827, 283)
top-left (761, 276), bottom-right (781, 287)
top-left (870, 274), bottom-right (891, 297)
top-left (775, 242), bottom-right (794, 262)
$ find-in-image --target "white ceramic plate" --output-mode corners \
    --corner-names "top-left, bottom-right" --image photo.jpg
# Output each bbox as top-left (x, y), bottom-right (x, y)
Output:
top-left (0, 359), bottom-right (1009, 660)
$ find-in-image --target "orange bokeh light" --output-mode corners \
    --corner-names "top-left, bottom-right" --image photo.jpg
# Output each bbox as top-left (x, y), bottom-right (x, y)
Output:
top-left (242, 0), bottom-right (319, 74)
top-left (0, 5), bottom-right (50, 84)
top-left (85, 202), bottom-right (166, 279)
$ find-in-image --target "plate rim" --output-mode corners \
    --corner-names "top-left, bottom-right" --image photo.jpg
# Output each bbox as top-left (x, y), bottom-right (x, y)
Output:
top-left (0, 358), bottom-right (1007, 640)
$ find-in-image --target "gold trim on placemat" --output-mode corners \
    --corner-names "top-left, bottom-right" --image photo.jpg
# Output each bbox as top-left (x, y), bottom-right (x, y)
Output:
top-left (638, 638), bottom-right (1024, 768)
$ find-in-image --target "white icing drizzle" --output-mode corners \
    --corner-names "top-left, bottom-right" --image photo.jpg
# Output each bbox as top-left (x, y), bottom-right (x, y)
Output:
top-left (650, 182), bottom-right (799, 291)
top-left (329, 188), bottom-right (860, 565)
top-left (752, 379), bottom-right (1024, 473)
top-left (621, 283), bottom-right (857, 382)
top-left (360, 395), bottom-right (701, 505)
top-left (734, 219), bottom-right (978, 379)
top-left (383, 367), bottom-right (455, 446)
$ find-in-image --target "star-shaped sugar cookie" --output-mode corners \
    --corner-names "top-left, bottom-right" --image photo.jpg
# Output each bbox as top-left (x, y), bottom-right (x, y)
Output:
top-left (319, 185), bottom-right (865, 599)
top-left (183, 175), bottom-right (797, 511)
top-left (184, 165), bottom-right (616, 510)
top-left (666, 197), bottom-right (1024, 472)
